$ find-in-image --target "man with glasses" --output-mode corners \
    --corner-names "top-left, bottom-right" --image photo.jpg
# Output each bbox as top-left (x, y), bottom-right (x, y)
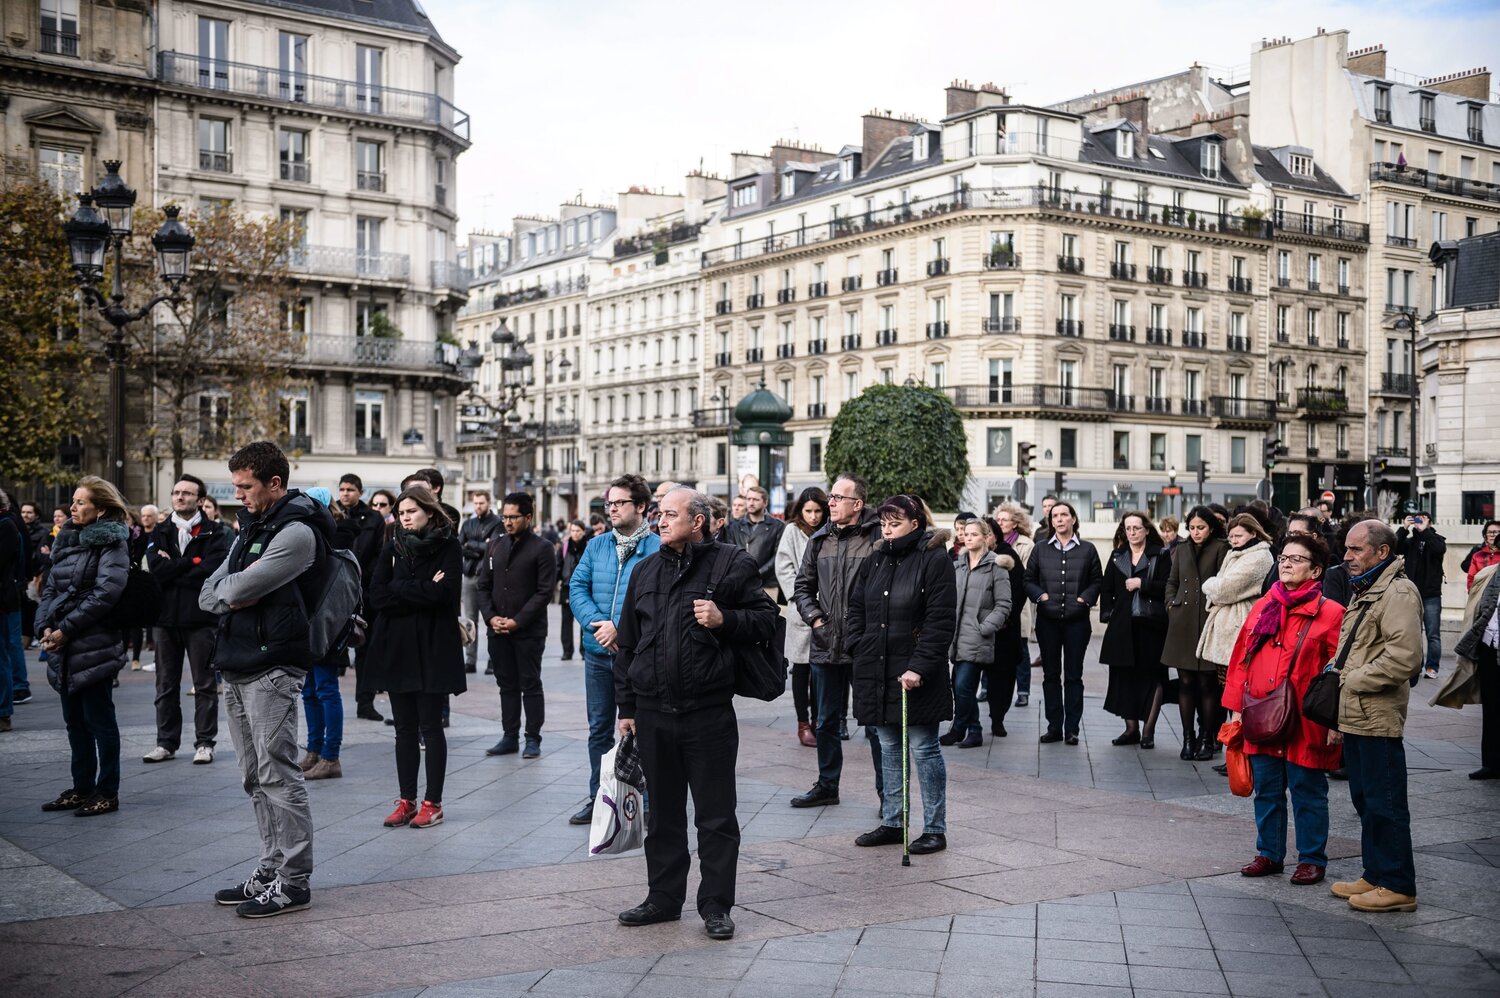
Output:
top-left (790, 473), bottom-right (884, 808)
top-left (144, 475), bottom-right (230, 764)
top-left (337, 474), bottom-right (386, 718)
top-left (567, 474), bottom-right (660, 824)
top-left (478, 491), bottom-right (556, 759)
top-left (727, 485), bottom-right (784, 598)
top-left (459, 490), bottom-right (503, 675)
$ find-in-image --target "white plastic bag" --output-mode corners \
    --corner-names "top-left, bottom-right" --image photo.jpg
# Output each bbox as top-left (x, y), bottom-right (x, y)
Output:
top-left (589, 734), bottom-right (646, 856)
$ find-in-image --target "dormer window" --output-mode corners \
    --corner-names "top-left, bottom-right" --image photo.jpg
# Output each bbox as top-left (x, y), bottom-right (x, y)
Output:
top-left (839, 157), bottom-right (854, 182)
top-left (913, 132), bottom-right (929, 160)
top-left (732, 184), bottom-right (758, 208)
top-left (1200, 141), bottom-right (1221, 179)
top-left (1288, 153), bottom-right (1313, 176)
top-left (781, 173), bottom-right (795, 199)
top-left (1374, 85), bottom-right (1391, 123)
top-left (1116, 129), bottom-right (1134, 159)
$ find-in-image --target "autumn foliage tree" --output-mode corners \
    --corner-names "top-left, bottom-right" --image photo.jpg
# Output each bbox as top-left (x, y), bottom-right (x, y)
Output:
top-left (118, 205), bottom-right (302, 483)
top-left (0, 181), bottom-right (98, 483)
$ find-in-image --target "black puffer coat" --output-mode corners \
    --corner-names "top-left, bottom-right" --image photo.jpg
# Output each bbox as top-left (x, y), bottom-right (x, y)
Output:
top-left (38, 519), bottom-right (130, 693)
top-left (367, 530), bottom-right (465, 695)
top-left (1024, 537), bottom-right (1104, 622)
top-left (846, 530), bottom-right (957, 727)
top-left (991, 540), bottom-right (1026, 669)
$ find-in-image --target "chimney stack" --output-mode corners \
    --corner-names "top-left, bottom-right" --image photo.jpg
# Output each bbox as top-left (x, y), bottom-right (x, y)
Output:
top-left (1347, 44), bottom-right (1386, 78)
top-left (861, 110), bottom-right (918, 168)
top-left (1115, 93), bottom-right (1150, 139)
top-left (946, 79), bottom-right (979, 116)
top-left (1421, 67), bottom-right (1491, 101)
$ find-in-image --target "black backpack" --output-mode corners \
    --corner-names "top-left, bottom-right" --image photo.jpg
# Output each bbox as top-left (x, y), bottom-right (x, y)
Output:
top-left (705, 544), bottom-right (786, 701)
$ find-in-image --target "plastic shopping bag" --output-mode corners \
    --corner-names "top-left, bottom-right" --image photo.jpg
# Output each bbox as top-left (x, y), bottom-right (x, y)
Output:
top-left (589, 733), bottom-right (646, 856)
top-left (1218, 720), bottom-right (1254, 798)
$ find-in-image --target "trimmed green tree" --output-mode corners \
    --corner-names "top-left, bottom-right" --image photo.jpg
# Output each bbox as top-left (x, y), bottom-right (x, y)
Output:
top-left (824, 383), bottom-right (969, 509)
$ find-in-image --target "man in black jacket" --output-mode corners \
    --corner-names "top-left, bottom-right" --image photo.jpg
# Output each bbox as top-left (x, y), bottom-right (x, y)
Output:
top-left (727, 485), bottom-right (784, 596)
top-left (144, 474), bottom-right (230, 764)
top-left (789, 473), bottom-right (884, 808)
top-left (478, 491), bottom-right (556, 758)
top-left (337, 473), bottom-right (386, 718)
top-left (613, 487), bottom-right (776, 942)
top-left (459, 490), bottom-right (502, 674)
top-left (19, 501), bottom-right (47, 651)
top-left (1397, 510), bottom-right (1446, 679)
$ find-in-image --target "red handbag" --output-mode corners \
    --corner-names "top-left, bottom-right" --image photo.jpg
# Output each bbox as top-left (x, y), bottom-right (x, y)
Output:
top-left (1219, 720), bottom-right (1253, 797)
top-left (1241, 598), bottom-right (1322, 746)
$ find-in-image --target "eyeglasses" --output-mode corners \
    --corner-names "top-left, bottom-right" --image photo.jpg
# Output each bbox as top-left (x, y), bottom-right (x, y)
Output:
top-left (603, 499), bottom-right (635, 510)
top-left (1278, 554), bottom-right (1312, 565)
top-left (828, 494), bottom-right (860, 504)
top-left (371, 501), bottom-right (390, 509)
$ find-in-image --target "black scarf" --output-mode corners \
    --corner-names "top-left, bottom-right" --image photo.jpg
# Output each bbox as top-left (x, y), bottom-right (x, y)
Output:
top-left (395, 523), bottom-right (452, 567)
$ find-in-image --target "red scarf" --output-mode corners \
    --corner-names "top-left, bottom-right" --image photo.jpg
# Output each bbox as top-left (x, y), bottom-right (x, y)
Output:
top-left (1244, 578), bottom-right (1321, 662)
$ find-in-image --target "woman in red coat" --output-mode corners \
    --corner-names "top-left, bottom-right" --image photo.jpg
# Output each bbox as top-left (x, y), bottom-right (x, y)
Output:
top-left (1223, 532), bottom-right (1345, 886)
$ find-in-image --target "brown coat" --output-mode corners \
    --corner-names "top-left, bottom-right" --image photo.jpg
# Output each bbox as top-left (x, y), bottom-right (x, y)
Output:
top-left (1336, 556), bottom-right (1425, 738)
top-left (1162, 537), bottom-right (1227, 672)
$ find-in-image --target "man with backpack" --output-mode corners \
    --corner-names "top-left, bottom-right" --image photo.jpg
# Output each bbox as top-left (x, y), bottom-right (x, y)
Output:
top-left (143, 474), bottom-right (230, 764)
top-left (199, 441), bottom-right (336, 919)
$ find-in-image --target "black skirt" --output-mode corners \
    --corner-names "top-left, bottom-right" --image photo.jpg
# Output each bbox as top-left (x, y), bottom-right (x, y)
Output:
top-left (1104, 627), bottom-right (1167, 721)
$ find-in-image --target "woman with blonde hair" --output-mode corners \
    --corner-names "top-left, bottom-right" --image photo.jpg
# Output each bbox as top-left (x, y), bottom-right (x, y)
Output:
top-left (37, 477), bottom-right (132, 816)
top-left (994, 502), bottom-right (1036, 707)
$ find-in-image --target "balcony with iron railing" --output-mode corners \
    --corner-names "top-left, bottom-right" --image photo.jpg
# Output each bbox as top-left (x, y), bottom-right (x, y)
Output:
top-left (1145, 397), bottom-right (1172, 413)
top-left (1272, 216), bottom-right (1370, 244)
top-left (1227, 334), bottom-right (1252, 352)
top-left (158, 52), bottom-right (471, 142)
top-left (198, 150), bottom-right (232, 173)
top-left (714, 351), bottom-right (732, 367)
top-left (1369, 163), bottom-right (1500, 205)
top-left (611, 221), bottom-right (704, 259)
top-left (746, 293), bottom-right (764, 310)
top-left (277, 433), bottom-right (313, 453)
top-left (1375, 446), bottom-right (1410, 460)
top-left (925, 322), bottom-right (949, 340)
top-left (876, 329), bottom-right (899, 346)
top-left (876, 268), bottom-right (899, 286)
top-left (1057, 319), bottom-right (1083, 337)
top-left (1147, 266), bottom-right (1172, 285)
top-left (1181, 399), bottom-right (1208, 416)
top-left (1146, 327), bottom-right (1171, 345)
top-left (41, 29), bottom-right (80, 56)
top-left (431, 260), bottom-right (472, 290)
top-left (1377, 372), bottom-right (1416, 395)
top-left (808, 281), bottom-right (828, 298)
top-left (776, 288), bottom-right (796, 304)
top-left (984, 250), bottom-right (1021, 270)
top-left (714, 300), bottom-right (732, 315)
top-left (841, 333), bottom-right (862, 350)
top-left (746, 347), bottom-right (764, 362)
top-left (841, 276), bottom-right (862, 292)
top-left (434, 184), bottom-right (447, 207)
top-left (807, 338), bottom-right (827, 355)
top-left (1471, 127), bottom-right (1486, 144)
top-left (300, 334), bottom-right (471, 376)
top-left (1058, 255), bottom-right (1085, 274)
top-left (355, 437), bottom-right (387, 456)
top-left (491, 276), bottom-right (587, 309)
top-left (1110, 262), bottom-right (1137, 281)
top-left (1108, 324), bottom-right (1135, 342)
top-left (776, 343), bottom-right (795, 359)
top-left (1297, 388), bottom-right (1350, 417)
top-left (926, 258), bottom-right (950, 277)
top-left (806, 403), bottom-right (827, 419)
top-left (1386, 234), bottom-right (1418, 248)
top-left (280, 161), bottom-right (311, 183)
top-left (1034, 385), bottom-right (1121, 414)
top-left (982, 317), bottom-right (1021, 334)
top-left (356, 170), bottom-right (386, 192)
top-left (284, 245), bottom-right (411, 282)
top-left (1227, 276), bottom-right (1253, 294)
top-left (690, 408), bottom-right (732, 429)
top-left (1182, 330), bottom-right (1207, 349)
top-left (1210, 397), bottom-right (1276, 424)
top-left (1182, 271), bottom-right (1207, 288)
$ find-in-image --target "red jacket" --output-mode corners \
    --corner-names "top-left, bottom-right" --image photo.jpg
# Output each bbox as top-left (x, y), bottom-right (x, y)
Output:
top-left (1222, 591), bottom-right (1346, 770)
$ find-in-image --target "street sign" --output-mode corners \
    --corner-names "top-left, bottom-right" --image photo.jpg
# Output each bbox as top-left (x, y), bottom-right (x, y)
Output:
top-left (1161, 486), bottom-right (1182, 496)
top-left (1320, 490), bottom-right (1335, 503)
top-left (1012, 477), bottom-right (1028, 502)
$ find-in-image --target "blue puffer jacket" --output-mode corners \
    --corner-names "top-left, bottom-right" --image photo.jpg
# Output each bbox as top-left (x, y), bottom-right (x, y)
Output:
top-left (569, 530), bottom-right (661, 658)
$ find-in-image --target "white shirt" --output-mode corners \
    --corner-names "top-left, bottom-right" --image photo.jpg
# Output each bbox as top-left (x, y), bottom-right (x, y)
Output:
top-left (1048, 533), bottom-right (1080, 552)
top-left (172, 510), bottom-right (201, 554)
top-left (1485, 604), bottom-right (1499, 650)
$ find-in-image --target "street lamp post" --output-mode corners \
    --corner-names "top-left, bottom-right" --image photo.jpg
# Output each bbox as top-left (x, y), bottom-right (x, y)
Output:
top-left (710, 387), bottom-right (732, 501)
top-left (1392, 310), bottom-right (1418, 508)
top-left (533, 347), bottom-right (572, 523)
top-left (488, 317), bottom-right (529, 498)
top-left (63, 161), bottom-right (195, 489)
top-left (1167, 466), bottom-right (1177, 519)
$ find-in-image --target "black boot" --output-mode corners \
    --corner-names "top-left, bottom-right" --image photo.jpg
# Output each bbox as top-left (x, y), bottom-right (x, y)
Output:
top-left (1180, 734), bottom-right (1197, 761)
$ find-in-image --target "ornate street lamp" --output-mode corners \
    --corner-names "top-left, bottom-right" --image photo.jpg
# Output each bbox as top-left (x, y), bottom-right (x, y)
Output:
top-left (64, 161), bottom-right (195, 488)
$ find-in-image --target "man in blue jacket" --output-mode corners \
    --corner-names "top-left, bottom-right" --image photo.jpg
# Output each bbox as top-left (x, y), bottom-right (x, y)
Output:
top-left (567, 473), bottom-right (660, 825)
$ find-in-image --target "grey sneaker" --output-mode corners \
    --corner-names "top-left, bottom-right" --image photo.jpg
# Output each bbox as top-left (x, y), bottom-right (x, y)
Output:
top-left (236, 879), bottom-right (310, 918)
top-left (215, 869), bottom-right (277, 905)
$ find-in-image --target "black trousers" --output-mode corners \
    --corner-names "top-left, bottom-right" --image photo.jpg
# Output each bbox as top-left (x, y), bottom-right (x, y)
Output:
top-left (153, 626), bottom-right (218, 750)
top-left (490, 633), bottom-right (545, 737)
top-left (985, 656), bottom-right (1017, 730)
top-left (1036, 615), bottom-right (1090, 737)
top-left (353, 639), bottom-right (375, 709)
top-left (390, 691), bottom-right (447, 804)
top-left (636, 703), bottom-right (739, 918)
top-left (1479, 643), bottom-right (1499, 770)
top-left (560, 601), bottom-right (577, 659)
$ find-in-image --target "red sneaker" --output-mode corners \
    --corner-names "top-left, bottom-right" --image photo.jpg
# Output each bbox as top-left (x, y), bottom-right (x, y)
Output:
top-left (383, 798), bottom-right (418, 827)
top-left (410, 800), bottom-right (444, 829)
top-left (1239, 856), bottom-right (1285, 877)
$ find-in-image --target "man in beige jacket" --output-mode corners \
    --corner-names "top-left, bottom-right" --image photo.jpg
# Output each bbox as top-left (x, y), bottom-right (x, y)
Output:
top-left (1328, 520), bottom-right (1425, 913)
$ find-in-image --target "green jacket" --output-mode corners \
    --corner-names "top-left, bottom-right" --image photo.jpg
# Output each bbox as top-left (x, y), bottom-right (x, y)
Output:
top-left (1336, 556), bottom-right (1425, 738)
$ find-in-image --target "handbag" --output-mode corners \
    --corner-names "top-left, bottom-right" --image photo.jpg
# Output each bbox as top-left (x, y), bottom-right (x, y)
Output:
top-left (1219, 720), bottom-right (1254, 797)
top-left (457, 616), bottom-right (477, 647)
top-left (705, 544), bottom-right (786, 701)
top-left (1129, 554), bottom-right (1168, 623)
top-left (1242, 597), bottom-right (1322, 745)
top-left (1302, 602), bottom-right (1373, 730)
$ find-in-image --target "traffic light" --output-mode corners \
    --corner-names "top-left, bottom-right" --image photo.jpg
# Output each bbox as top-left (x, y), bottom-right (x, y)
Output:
top-left (1017, 441), bottom-right (1036, 477)
top-left (1263, 437), bottom-right (1282, 471)
top-left (1054, 471), bottom-right (1067, 494)
top-left (1197, 460), bottom-right (1209, 495)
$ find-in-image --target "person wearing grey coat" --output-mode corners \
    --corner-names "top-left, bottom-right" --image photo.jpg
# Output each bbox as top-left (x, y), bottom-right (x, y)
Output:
top-left (37, 484), bottom-right (131, 816)
top-left (943, 521), bottom-right (1012, 747)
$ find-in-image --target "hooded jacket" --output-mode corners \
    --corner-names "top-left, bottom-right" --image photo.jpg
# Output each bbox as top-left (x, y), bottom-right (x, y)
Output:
top-left (846, 530), bottom-right (957, 727)
top-left (38, 519), bottom-right (130, 693)
top-left (793, 507), bottom-right (882, 667)
top-left (950, 548), bottom-right (1012, 665)
top-left (146, 515), bottom-right (230, 629)
top-left (199, 490), bottom-right (336, 679)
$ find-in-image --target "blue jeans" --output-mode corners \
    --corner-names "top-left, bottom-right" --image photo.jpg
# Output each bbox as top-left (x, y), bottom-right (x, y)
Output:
top-left (1015, 638), bottom-right (1031, 695)
top-left (1421, 596), bottom-right (1442, 673)
top-left (1, 610), bottom-right (27, 716)
top-left (59, 677), bottom-right (120, 798)
top-left (953, 661), bottom-right (983, 736)
top-left (583, 650), bottom-right (616, 799)
top-left (809, 662), bottom-right (883, 795)
top-left (300, 662), bottom-right (343, 761)
top-left (1344, 733), bottom-right (1417, 896)
top-left (874, 723), bottom-right (945, 834)
top-left (1249, 755), bottom-right (1329, 866)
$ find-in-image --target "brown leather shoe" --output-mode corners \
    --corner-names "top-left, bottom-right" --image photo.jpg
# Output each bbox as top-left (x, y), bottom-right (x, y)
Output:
top-left (797, 722), bottom-right (817, 748)
top-left (1240, 856), bottom-right (1284, 877)
top-left (299, 751), bottom-right (321, 773)
top-left (1348, 887), bottom-right (1417, 913)
top-left (1290, 863), bottom-right (1325, 885)
top-left (305, 758), bottom-right (342, 780)
top-left (1330, 877), bottom-right (1375, 898)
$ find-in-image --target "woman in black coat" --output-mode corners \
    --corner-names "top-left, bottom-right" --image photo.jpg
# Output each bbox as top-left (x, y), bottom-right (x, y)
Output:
top-left (846, 495), bottom-right (957, 855)
top-left (558, 520), bottom-right (587, 660)
top-left (368, 485), bottom-right (464, 830)
top-left (1099, 512), bottom-right (1170, 748)
top-left (36, 477), bottom-right (132, 816)
top-left (984, 518), bottom-right (1026, 738)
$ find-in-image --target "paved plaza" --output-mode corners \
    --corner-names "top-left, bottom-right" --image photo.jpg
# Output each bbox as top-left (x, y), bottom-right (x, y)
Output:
top-left (2, 607), bottom-right (1498, 997)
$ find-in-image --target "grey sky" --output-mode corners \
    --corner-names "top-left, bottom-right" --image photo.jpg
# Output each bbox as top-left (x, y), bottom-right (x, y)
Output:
top-left (430, 0), bottom-right (1499, 240)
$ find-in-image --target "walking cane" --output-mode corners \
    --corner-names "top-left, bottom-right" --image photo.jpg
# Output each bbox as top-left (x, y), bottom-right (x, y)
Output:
top-left (901, 683), bottom-right (911, 867)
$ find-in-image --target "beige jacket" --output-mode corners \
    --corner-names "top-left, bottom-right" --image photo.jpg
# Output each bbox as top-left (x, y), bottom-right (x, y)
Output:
top-left (1012, 533), bottom-right (1036, 640)
top-left (1336, 556), bottom-right (1425, 737)
top-left (1196, 541), bottom-right (1273, 667)
top-left (1432, 563), bottom-right (1498, 709)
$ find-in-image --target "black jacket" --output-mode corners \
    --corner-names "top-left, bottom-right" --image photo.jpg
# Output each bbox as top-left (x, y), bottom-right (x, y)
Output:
top-left (146, 515), bottom-right (230, 629)
top-left (1024, 536), bottom-right (1104, 622)
top-left (991, 539), bottom-right (1026, 669)
top-left (846, 530), bottom-right (957, 727)
top-left (1099, 544), bottom-right (1169, 670)
top-left (460, 510), bottom-right (503, 577)
top-left (614, 539), bottom-right (777, 717)
top-left (337, 501), bottom-right (386, 588)
top-left (37, 519), bottom-right (130, 693)
top-left (27, 520), bottom-right (50, 574)
top-left (476, 529), bottom-right (557, 638)
top-left (367, 532), bottom-right (466, 695)
top-left (0, 514), bottom-right (23, 613)
top-left (793, 508), bottom-right (883, 667)
top-left (728, 515), bottom-right (786, 592)
top-left (1396, 526), bottom-right (1446, 599)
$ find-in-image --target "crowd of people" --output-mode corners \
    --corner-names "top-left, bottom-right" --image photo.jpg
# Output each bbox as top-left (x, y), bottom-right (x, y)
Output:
top-left (2, 447), bottom-right (1492, 934)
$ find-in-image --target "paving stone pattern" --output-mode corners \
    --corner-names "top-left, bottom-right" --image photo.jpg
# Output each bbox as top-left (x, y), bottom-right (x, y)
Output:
top-left (1, 611), bottom-right (1497, 996)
